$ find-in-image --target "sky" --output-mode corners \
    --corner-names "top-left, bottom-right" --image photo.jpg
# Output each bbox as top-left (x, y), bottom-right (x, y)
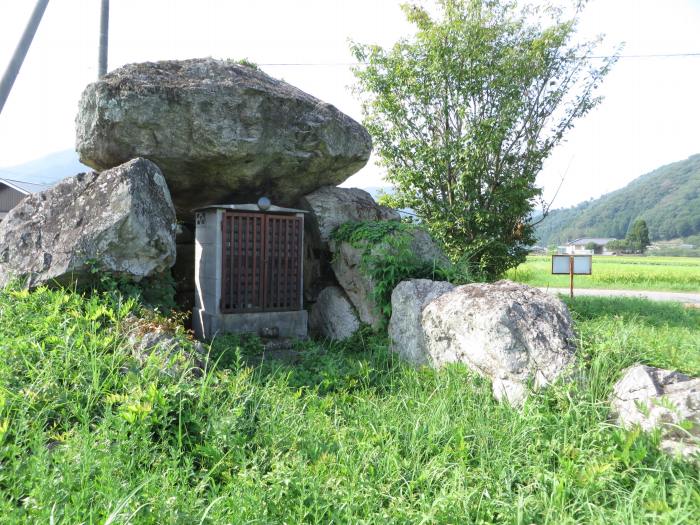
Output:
top-left (0, 0), bottom-right (699, 209)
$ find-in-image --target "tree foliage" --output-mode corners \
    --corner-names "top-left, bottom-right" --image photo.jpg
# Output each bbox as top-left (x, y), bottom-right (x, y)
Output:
top-left (605, 239), bottom-right (630, 254)
top-left (605, 220), bottom-right (651, 254)
top-left (627, 219), bottom-right (650, 253)
top-left (351, 0), bottom-right (617, 278)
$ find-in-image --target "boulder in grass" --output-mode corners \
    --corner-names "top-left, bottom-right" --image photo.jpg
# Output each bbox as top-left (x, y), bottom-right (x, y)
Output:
top-left (76, 59), bottom-right (372, 216)
top-left (309, 286), bottom-right (361, 341)
top-left (125, 314), bottom-right (207, 378)
top-left (611, 364), bottom-right (700, 459)
top-left (420, 280), bottom-right (577, 405)
top-left (388, 279), bottom-right (456, 365)
top-left (0, 158), bottom-right (176, 288)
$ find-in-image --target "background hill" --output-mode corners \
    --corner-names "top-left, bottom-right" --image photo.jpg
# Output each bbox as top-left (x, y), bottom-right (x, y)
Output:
top-left (536, 154), bottom-right (700, 245)
top-left (0, 150), bottom-right (89, 186)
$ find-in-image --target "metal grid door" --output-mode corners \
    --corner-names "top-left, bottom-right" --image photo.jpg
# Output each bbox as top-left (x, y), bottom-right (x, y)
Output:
top-left (221, 211), bottom-right (302, 313)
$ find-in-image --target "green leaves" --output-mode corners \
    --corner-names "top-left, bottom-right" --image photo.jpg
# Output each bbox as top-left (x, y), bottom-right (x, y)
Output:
top-left (331, 220), bottom-right (476, 325)
top-left (627, 219), bottom-right (651, 253)
top-left (352, 0), bottom-right (617, 278)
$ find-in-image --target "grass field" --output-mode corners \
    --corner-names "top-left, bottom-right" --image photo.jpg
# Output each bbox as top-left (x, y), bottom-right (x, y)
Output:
top-left (506, 255), bottom-right (700, 292)
top-left (1, 286), bottom-right (699, 523)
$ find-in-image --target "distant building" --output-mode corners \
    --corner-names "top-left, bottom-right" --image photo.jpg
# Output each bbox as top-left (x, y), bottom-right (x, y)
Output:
top-left (0, 178), bottom-right (52, 220)
top-left (561, 237), bottom-right (617, 255)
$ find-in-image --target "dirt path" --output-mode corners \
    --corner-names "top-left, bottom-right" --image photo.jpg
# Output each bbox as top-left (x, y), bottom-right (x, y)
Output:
top-left (538, 287), bottom-right (700, 306)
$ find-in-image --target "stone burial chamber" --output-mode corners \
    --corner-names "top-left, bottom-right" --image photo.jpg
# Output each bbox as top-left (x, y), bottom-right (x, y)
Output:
top-left (74, 58), bottom-right (374, 320)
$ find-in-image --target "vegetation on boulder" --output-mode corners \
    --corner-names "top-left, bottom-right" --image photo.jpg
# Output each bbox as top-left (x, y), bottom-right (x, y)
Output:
top-left (330, 220), bottom-right (473, 323)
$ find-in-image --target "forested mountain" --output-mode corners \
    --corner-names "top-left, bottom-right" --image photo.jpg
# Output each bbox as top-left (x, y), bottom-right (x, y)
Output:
top-left (535, 154), bottom-right (700, 245)
top-left (0, 150), bottom-right (89, 185)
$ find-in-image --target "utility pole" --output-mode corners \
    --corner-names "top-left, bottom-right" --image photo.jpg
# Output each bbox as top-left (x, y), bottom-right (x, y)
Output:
top-left (0, 0), bottom-right (51, 117)
top-left (98, 0), bottom-right (109, 78)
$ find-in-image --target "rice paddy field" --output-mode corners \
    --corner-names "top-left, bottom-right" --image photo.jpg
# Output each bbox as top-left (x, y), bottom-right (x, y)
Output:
top-left (506, 255), bottom-right (700, 292)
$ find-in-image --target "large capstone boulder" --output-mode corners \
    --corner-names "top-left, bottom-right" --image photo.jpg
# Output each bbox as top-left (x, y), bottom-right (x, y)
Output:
top-left (309, 286), bottom-right (360, 341)
top-left (76, 58), bottom-right (372, 216)
top-left (611, 364), bottom-right (700, 458)
top-left (330, 228), bottom-right (448, 328)
top-left (389, 279), bottom-right (456, 365)
top-left (421, 280), bottom-right (577, 405)
top-left (0, 158), bottom-right (176, 288)
top-left (300, 186), bottom-right (400, 249)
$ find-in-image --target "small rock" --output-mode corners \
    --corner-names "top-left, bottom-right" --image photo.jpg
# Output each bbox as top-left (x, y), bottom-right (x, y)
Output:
top-left (309, 286), bottom-right (361, 341)
top-left (126, 315), bottom-right (206, 377)
top-left (611, 364), bottom-right (700, 459)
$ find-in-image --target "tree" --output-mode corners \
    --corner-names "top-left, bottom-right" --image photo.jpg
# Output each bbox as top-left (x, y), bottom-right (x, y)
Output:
top-left (351, 0), bottom-right (618, 278)
top-left (584, 241), bottom-right (598, 252)
top-left (626, 219), bottom-right (650, 253)
top-left (606, 239), bottom-right (629, 254)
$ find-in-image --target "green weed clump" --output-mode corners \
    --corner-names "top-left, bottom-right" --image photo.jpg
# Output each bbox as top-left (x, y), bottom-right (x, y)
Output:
top-left (0, 286), bottom-right (698, 523)
top-left (84, 258), bottom-right (178, 312)
top-left (331, 220), bottom-right (476, 322)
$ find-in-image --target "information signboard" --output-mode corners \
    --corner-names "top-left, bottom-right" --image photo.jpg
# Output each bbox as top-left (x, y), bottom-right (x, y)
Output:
top-left (551, 255), bottom-right (592, 275)
top-left (551, 254), bottom-right (593, 298)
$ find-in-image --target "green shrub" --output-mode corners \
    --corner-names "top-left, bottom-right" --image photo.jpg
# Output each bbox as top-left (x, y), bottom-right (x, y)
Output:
top-left (331, 221), bottom-right (477, 323)
top-left (85, 259), bottom-right (177, 312)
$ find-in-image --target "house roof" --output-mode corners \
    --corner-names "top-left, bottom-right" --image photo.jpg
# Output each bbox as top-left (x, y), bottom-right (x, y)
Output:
top-left (568, 237), bottom-right (617, 246)
top-left (194, 203), bottom-right (307, 214)
top-left (0, 177), bottom-right (53, 195)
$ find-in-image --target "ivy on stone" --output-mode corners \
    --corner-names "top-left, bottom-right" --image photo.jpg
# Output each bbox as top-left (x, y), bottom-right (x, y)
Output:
top-left (331, 221), bottom-right (472, 324)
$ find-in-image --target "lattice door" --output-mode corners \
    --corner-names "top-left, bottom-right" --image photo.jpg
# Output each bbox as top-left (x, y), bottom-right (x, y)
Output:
top-left (221, 212), bottom-right (302, 313)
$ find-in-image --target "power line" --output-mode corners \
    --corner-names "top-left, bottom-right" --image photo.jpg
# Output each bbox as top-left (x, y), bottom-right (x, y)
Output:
top-left (257, 52), bottom-right (700, 67)
top-left (0, 168), bottom-right (55, 183)
top-left (590, 52), bottom-right (700, 59)
top-left (0, 176), bottom-right (48, 184)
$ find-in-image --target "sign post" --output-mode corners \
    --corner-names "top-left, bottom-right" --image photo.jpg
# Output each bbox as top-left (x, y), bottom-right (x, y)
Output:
top-left (569, 255), bottom-right (574, 298)
top-left (551, 254), bottom-right (592, 298)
